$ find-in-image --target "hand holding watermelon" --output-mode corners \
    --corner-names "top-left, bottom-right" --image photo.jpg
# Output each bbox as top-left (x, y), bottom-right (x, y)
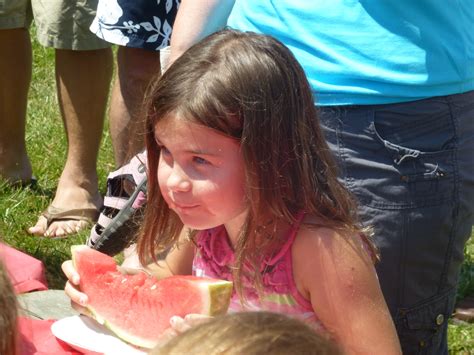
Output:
top-left (170, 314), bottom-right (212, 333)
top-left (61, 246), bottom-right (233, 349)
top-left (157, 313), bottom-right (213, 343)
top-left (62, 259), bottom-right (87, 314)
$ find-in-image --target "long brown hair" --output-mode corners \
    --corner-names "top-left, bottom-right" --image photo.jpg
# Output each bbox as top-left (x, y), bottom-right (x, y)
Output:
top-left (0, 260), bottom-right (18, 355)
top-left (139, 30), bottom-right (370, 294)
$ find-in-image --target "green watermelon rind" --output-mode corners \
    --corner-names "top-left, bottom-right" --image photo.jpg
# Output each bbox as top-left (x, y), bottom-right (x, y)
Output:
top-left (94, 310), bottom-right (157, 349)
top-left (206, 281), bottom-right (233, 316)
top-left (71, 245), bottom-right (233, 349)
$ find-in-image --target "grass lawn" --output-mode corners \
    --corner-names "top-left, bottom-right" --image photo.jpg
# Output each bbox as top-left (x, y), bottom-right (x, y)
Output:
top-left (0, 28), bottom-right (473, 354)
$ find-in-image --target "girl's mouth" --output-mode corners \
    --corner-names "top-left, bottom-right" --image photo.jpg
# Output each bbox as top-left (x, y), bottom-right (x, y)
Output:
top-left (171, 202), bottom-right (200, 212)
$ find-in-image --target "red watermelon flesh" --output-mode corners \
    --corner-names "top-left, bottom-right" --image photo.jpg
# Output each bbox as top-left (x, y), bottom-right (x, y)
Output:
top-left (71, 245), bottom-right (233, 349)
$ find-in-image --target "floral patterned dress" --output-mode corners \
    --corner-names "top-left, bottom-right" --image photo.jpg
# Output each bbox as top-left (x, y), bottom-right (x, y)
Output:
top-left (90, 0), bottom-right (180, 51)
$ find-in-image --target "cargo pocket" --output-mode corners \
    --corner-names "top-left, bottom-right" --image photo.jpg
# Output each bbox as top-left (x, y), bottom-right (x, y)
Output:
top-left (395, 290), bottom-right (455, 355)
top-left (367, 105), bottom-right (456, 208)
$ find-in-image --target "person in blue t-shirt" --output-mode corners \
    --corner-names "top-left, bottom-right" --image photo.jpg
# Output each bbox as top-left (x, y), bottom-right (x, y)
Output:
top-left (169, 1), bottom-right (474, 354)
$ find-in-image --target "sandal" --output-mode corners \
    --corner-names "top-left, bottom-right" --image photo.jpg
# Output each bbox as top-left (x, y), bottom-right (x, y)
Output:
top-left (87, 151), bottom-right (148, 256)
top-left (43, 206), bottom-right (99, 226)
top-left (28, 205), bottom-right (99, 238)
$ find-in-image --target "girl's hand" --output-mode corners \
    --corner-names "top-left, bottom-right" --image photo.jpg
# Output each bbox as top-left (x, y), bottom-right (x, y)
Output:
top-left (170, 314), bottom-right (211, 333)
top-left (61, 259), bottom-right (88, 314)
top-left (159, 314), bottom-right (212, 342)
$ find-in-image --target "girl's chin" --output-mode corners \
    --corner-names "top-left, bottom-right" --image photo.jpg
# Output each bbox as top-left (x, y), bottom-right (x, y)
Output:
top-left (175, 214), bottom-right (220, 231)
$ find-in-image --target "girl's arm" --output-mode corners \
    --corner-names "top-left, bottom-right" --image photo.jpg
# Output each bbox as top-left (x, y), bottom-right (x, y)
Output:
top-left (169, 0), bottom-right (235, 64)
top-left (293, 226), bottom-right (401, 354)
top-left (146, 228), bottom-right (195, 278)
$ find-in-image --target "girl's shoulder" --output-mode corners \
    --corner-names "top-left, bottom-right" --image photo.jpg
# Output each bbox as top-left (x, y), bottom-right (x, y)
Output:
top-left (292, 214), bottom-right (379, 301)
top-left (293, 214), bottom-right (373, 265)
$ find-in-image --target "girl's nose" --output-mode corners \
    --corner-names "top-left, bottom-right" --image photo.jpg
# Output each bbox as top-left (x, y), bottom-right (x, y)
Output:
top-left (167, 166), bottom-right (192, 192)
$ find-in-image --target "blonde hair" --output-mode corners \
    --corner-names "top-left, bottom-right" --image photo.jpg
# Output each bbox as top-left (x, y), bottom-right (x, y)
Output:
top-left (0, 259), bottom-right (18, 355)
top-left (153, 312), bottom-right (341, 355)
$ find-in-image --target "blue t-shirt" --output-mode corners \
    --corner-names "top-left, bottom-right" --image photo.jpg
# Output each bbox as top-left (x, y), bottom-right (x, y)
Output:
top-left (227, 1), bottom-right (474, 105)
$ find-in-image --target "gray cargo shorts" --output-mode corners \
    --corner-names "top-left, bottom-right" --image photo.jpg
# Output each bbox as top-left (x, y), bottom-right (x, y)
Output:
top-left (0, 0), bottom-right (110, 50)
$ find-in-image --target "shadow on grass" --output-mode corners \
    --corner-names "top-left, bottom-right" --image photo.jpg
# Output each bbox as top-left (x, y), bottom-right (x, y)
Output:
top-left (19, 185), bottom-right (56, 200)
top-left (0, 180), bottom-right (55, 199)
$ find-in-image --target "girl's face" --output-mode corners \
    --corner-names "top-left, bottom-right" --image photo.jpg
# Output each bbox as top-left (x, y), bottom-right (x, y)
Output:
top-left (154, 117), bottom-right (247, 231)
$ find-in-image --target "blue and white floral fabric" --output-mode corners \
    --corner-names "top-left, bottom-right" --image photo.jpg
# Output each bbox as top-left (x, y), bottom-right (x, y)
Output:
top-left (90, 0), bottom-right (179, 51)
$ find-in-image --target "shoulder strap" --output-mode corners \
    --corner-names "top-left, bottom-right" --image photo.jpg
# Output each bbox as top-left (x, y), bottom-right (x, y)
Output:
top-left (265, 212), bottom-right (305, 266)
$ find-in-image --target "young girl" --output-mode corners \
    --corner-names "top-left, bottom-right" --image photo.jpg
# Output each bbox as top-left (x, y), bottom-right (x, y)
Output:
top-left (64, 29), bottom-right (401, 354)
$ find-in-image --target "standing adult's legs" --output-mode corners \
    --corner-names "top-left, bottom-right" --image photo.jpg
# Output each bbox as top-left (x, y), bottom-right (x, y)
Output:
top-left (28, 48), bottom-right (113, 237)
top-left (109, 46), bottom-right (161, 167)
top-left (0, 28), bottom-right (32, 183)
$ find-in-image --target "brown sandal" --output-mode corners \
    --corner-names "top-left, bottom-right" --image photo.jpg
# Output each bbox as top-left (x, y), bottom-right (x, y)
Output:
top-left (39, 205), bottom-right (99, 238)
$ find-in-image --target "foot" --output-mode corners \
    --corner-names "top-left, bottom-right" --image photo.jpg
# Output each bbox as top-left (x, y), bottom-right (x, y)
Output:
top-left (29, 216), bottom-right (92, 237)
top-left (28, 172), bottom-right (102, 238)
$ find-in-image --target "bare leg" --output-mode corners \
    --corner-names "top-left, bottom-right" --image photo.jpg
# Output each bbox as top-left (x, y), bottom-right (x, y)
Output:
top-left (0, 28), bottom-right (33, 183)
top-left (109, 46), bottom-right (161, 167)
top-left (28, 47), bottom-right (113, 237)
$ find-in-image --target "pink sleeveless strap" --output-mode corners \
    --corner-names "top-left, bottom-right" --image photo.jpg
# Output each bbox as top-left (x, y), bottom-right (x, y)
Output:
top-left (265, 211), bottom-right (305, 266)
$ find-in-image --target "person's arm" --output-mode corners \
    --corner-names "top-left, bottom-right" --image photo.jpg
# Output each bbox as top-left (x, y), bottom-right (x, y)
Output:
top-left (293, 226), bottom-right (401, 355)
top-left (168, 0), bottom-right (236, 65)
top-left (145, 228), bottom-right (195, 278)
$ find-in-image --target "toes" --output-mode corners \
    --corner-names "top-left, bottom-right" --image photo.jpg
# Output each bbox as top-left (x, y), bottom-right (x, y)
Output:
top-left (28, 216), bottom-right (48, 235)
top-left (28, 226), bottom-right (43, 235)
top-left (45, 220), bottom-right (90, 238)
top-left (52, 222), bottom-right (72, 237)
top-left (49, 225), bottom-right (66, 238)
top-left (44, 223), bottom-right (60, 238)
top-left (75, 220), bottom-right (89, 233)
top-left (65, 223), bottom-right (75, 235)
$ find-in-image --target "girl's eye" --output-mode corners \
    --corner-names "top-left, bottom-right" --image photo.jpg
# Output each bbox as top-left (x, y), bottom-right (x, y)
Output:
top-left (193, 156), bottom-right (210, 165)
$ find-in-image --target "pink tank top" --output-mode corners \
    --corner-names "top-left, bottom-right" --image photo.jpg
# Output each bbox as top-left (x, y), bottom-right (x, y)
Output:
top-left (192, 214), bottom-right (324, 331)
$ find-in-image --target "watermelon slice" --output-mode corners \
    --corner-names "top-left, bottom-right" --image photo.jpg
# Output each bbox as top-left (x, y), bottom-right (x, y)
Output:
top-left (71, 245), bottom-right (233, 349)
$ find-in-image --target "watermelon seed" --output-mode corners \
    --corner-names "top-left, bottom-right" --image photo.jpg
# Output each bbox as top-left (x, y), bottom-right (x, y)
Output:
top-left (121, 278), bottom-right (128, 283)
top-left (151, 284), bottom-right (157, 290)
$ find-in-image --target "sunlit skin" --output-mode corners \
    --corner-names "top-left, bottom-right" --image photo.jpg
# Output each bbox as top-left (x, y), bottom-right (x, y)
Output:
top-left (154, 116), bottom-right (248, 244)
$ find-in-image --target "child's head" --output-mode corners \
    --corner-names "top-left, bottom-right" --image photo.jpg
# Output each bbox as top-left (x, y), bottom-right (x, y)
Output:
top-left (139, 29), bottom-right (361, 262)
top-left (153, 311), bottom-right (341, 355)
top-left (0, 259), bottom-right (18, 355)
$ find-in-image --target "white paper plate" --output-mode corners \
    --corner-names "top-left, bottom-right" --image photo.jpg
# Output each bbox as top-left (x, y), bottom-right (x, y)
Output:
top-left (51, 315), bottom-right (147, 355)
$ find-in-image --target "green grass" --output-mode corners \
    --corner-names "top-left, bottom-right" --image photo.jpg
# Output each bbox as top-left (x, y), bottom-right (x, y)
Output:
top-left (0, 27), bottom-right (473, 353)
